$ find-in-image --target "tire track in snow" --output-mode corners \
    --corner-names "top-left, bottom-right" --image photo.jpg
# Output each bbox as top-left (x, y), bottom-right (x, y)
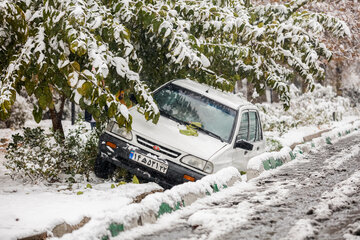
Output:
top-left (225, 132), bottom-right (360, 240)
top-left (283, 170), bottom-right (360, 240)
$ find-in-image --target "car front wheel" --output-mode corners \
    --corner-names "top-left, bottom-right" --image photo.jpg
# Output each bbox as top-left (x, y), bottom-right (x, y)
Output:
top-left (94, 155), bottom-right (115, 179)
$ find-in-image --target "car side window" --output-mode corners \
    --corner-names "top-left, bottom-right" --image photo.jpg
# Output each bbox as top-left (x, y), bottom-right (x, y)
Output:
top-left (238, 112), bottom-right (249, 140)
top-left (256, 111), bottom-right (263, 141)
top-left (249, 111), bottom-right (257, 141)
top-left (238, 110), bottom-right (262, 142)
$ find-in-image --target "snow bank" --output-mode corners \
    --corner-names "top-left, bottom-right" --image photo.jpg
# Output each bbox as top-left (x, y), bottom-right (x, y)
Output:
top-left (247, 119), bottom-right (360, 180)
top-left (247, 146), bottom-right (292, 180)
top-left (0, 179), bottom-right (162, 240)
top-left (61, 167), bottom-right (241, 239)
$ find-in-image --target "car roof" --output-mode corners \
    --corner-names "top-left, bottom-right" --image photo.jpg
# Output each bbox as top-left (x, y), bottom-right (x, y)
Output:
top-left (171, 79), bottom-right (252, 110)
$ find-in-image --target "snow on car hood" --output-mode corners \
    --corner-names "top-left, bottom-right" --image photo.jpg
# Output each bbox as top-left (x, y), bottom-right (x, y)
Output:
top-left (130, 109), bottom-right (228, 161)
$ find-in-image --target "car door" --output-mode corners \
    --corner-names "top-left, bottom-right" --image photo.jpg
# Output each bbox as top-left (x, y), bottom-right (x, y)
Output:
top-left (232, 109), bottom-right (264, 171)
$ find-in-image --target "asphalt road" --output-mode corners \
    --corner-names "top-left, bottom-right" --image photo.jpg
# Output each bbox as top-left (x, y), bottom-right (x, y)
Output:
top-left (125, 132), bottom-right (360, 240)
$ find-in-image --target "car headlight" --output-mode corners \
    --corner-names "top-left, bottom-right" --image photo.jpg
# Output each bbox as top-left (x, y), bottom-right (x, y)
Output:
top-left (203, 161), bottom-right (214, 174)
top-left (106, 121), bottom-right (115, 131)
top-left (107, 121), bottom-right (133, 141)
top-left (180, 155), bottom-right (214, 174)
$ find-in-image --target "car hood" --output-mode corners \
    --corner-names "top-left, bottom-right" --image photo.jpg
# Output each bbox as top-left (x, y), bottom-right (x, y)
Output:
top-left (130, 109), bottom-right (228, 160)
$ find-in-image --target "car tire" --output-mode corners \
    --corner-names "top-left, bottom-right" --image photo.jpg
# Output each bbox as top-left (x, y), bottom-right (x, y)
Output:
top-left (94, 155), bottom-right (115, 179)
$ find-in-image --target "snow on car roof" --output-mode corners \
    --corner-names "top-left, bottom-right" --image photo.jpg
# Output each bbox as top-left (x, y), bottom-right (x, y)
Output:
top-left (172, 79), bottom-right (251, 110)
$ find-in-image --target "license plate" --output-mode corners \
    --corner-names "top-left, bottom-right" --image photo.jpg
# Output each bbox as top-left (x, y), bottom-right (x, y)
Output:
top-left (129, 151), bottom-right (168, 174)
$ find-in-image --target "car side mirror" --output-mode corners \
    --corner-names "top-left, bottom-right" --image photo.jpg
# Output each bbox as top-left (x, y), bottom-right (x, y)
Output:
top-left (234, 139), bottom-right (253, 151)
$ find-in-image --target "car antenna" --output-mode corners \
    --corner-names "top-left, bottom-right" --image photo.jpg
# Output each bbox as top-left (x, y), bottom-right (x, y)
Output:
top-left (205, 88), bottom-right (210, 93)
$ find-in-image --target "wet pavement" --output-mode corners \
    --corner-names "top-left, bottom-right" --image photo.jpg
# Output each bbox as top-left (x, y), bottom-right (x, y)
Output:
top-left (127, 133), bottom-right (360, 240)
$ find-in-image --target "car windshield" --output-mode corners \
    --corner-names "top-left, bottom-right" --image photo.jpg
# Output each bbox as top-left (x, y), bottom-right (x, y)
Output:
top-left (153, 83), bottom-right (237, 142)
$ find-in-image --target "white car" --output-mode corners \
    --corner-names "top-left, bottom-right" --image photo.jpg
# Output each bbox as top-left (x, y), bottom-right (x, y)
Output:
top-left (96, 79), bottom-right (265, 188)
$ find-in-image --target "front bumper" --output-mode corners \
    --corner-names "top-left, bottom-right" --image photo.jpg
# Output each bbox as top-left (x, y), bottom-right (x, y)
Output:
top-left (98, 132), bottom-right (205, 189)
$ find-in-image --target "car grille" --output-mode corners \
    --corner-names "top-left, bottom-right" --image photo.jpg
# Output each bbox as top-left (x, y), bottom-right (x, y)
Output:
top-left (136, 136), bottom-right (181, 159)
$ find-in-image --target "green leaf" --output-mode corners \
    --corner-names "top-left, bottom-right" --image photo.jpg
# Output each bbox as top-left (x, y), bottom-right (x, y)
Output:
top-left (32, 105), bottom-right (43, 123)
top-left (38, 95), bottom-right (48, 110)
top-left (86, 183), bottom-right (92, 189)
top-left (125, 115), bottom-right (132, 132)
top-left (72, 61), bottom-right (81, 72)
top-left (209, 7), bottom-right (217, 13)
top-left (132, 175), bottom-right (139, 184)
top-left (144, 111), bottom-right (150, 121)
top-left (179, 126), bottom-right (199, 136)
top-left (141, 13), bottom-right (150, 26)
top-left (77, 191), bottom-right (84, 195)
top-left (25, 80), bottom-right (36, 95)
top-left (153, 20), bottom-right (162, 33)
top-left (115, 3), bottom-right (122, 12)
top-left (97, 94), bottom-right (107, 108)
top-left (34, 87), bottom-right (43, 99)
top-left (116, 181), bottom-right (126, 186)
top-left (152, 113), bottom-right (160, 124)
top-left (77, 46), bottom-right (87, 57)
top-left (111, 184), bottom-right (115, 189)
top-left (116, 115), bottom-right (126, 127)
top-left (108, 102), bottom-right (117, 118)
top-left (244, 55), bottom-right (252, 65)
top-left (78, 82), bottom-right (93, 98)
top-left (135, 1), bottom-right (143, 9)
top-left (70, 41), bottom-right (78, 54)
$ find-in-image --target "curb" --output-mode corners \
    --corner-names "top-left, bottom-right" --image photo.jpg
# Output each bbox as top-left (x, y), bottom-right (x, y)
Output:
top-left (17, 217), bottom-right (91, 240)
top-left (289, 129), bottom-right (331, 150)
top-left (247, 120), bottom-right (360, 180)
top-left (68, 167), bottom-right (241, 239)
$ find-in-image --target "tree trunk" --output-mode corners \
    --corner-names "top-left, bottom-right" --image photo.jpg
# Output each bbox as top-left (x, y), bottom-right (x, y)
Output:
top-left (335, 63), bottom-right (343, 96)
top-left (71, 102), bottom-right (75, 125)
top-left (246, 80), bottom-right (253, 102)
top-left (49, 95), bottom-right (65, 139)
top-left (270, 89), bottom-right (280, 103)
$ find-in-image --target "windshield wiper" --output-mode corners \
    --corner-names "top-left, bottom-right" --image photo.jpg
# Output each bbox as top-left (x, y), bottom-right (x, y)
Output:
top-left (189, 123), bottom-right (225, 143)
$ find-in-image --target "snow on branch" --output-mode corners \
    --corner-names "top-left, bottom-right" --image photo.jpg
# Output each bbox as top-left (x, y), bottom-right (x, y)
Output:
top-left (1, 0), bottom-right (351, 123)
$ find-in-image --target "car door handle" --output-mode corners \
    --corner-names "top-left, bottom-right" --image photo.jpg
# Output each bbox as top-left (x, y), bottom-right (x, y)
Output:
top-left (244, 151), bottom-right (248, 155)
top-left (257, 147), bottom-right (260, 151)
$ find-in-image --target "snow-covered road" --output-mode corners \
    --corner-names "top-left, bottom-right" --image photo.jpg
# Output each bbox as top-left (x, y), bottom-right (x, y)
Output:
top-left (117, 132), bottom-right (360, 240)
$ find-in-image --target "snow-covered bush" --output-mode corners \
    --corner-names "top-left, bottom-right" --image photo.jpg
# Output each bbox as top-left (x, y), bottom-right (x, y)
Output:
top-left (4, 122), bottom-right (100, 183)
top-left (4, 128), bottom-right (63, 182)
top-left (266, 138), bottom-right (283, 152)
top-left (258, 84), bottom-right (354, 136)
top-left (0, 95), bottom-right (31, 129)
top-left (63, 121), bottom-right (100, 179)
top-left (343, 87), bottom-right (360, 108)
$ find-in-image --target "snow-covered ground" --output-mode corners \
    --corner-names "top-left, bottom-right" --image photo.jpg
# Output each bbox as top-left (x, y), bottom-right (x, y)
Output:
top-left (0, 168), bottom-right (161, 239)
top-left (0, 120), bottom-right (163, 240)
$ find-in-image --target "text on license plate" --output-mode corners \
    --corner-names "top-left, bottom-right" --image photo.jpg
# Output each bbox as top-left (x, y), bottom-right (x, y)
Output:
top-left (129, 151), bottom-right (168, 174)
